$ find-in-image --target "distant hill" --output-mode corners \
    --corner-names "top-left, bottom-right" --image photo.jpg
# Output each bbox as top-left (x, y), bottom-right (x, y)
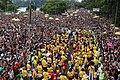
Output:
top-left (12, 0), bottom-right (46, 7)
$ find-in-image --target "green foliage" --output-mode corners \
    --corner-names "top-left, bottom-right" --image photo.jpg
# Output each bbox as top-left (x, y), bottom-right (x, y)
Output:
top-left (6, 4), bottom-right (17, 12)
top-left (26, 5), bottom-right (37, 10)
top-left (0, 0), bottom-right (17, 12)
top-left (40, 0), bottom-right (67, 15)
top-left (81, 0), bottom-right (120, 26)
top-left (12, 0), bottom-right (46, 7)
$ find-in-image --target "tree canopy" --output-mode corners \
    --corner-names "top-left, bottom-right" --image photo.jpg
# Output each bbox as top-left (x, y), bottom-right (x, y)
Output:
top-left (81, 0), bottom-right (120, 26)
top-left (40, 0), bottom-right (68, 15)
top-left (0, 0), bottom-right (17, 12)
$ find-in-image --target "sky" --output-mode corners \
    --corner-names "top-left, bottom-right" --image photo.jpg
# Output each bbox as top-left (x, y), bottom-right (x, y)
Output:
top-left (78, 0), bottom-right (82, 2)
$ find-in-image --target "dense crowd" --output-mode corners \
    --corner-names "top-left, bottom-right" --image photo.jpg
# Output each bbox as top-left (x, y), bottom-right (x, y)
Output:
top-left (0, 9), bottom-right (120, 80)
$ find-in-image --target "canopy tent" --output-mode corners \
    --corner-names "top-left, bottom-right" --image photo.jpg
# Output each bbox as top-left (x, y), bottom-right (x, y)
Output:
top-left (73, 11), bottom-right (77, 14)
top-left (24, 15), bottom-right (28, 18)
top-left (93, 16), bottom-right (99, 18)
top-left (114, 27), bottom-right (119, 30)
top-left (74, 14), bottom-right (78, 17)
top-left (45, 14), bottom-right (49, 18)
top-left (55, 18), bottom-right (59, 21)
top-left (16, 12), bottom-right (20, 15)
top-left (12, 18), bottom-right (20, 22)
top-left (103, 32), bottom-right (107, 34)
top-left (115, 32), bottom-right (120, 35)
top-left (49, 17), bottom-right (54, 20)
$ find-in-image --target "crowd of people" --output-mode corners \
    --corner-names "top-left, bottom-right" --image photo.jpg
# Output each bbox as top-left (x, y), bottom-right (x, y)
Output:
top-left (0, 9), bottom-right (120, 80)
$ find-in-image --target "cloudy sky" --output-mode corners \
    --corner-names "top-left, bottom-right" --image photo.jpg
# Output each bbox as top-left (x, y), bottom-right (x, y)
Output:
top-left (78, 0), bottom-right (82, 2)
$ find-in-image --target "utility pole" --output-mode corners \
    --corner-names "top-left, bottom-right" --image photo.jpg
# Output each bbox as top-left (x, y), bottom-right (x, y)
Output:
top-left (115, 0), bottom-right (118, 25)
top-left (29, 0), bottom-right (32, 50)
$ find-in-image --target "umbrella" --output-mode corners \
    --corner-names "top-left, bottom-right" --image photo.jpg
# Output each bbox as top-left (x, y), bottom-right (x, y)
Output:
top-left (14, 19), bottom-right (20, 22)
top-left (74, 14), bottom-right (78, 16)
top-left (55, 18), bottom-right (59, 21)
top-left (12, 18), bottom-right (20, 22)
top-left (88, 10), bottom-right (90, 13)
top-left (45, 14), bottom-right (49, 18)
top-left (115, 32), bottom-right (120, 35)
top-left (70, 13), bottom-right (73, 16)
top-left (16, 12), bottom-right (20, 15)
top-left (12, 18), bottom-right (16, 21)
top-left (73, 11), bottom-right (77, 14)
top-left (107, 42), bottom-right (113, 47)
top-left (93, 16), bottom-right (99, 18)
top-left (67, 15), bottom-right (69, 17)
top-left (103, 32), bottom-right (107, 34)
top-left (49, 17), bottom-right (54, 20)
top-left (114, 27), bottom-right (119, 30)
top-left (110, 24), bottom-right (115, 26)
top-left (24, 15), bottom-right (28, 18)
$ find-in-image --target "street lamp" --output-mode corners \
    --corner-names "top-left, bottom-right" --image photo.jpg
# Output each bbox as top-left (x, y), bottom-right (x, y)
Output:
top-left (41, 27), bottom-right (44, 48)
top-left (28, 0), bottom-right (32, 50)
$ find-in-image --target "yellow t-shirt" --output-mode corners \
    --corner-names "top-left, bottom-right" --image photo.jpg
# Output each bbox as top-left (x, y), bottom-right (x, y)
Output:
top-left (67, 71), bottom-right (73, 77)
top-left (35, 55), bottom-right (38, 62)
top-left (94, 72), bottom-right (97, 78)
top-left (26, 64), bottom-right (31, 70)
top-left (79, 71), bottom-right (84, 78)
top-left (84, 58), bottom-right (88, 64)
top-left (42, 60), bottom-right (47, 67)
top-left (22, 70), bottom-right (28, 77)
top-left (37, 65), bottom-right (42, 72)
top-left (33, 60), bottom-right (37, 67)
top-left (93, 58), bottom-right (99, 64)
top-left (82, 78), bottom-right (88, 80)
top-left (88, 66), bottom-right (94, 72)
top-left (38, 51), bottom-right (41, 58)
top-left (32, 71), bottom-right (38, 78)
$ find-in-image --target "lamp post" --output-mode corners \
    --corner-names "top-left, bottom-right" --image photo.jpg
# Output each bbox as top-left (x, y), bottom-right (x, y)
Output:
top-left (29, 0), bottom-right (32, 50)
top-left (115, 0), bottom-right (118, 26)
top-left (41, 27), bottom-right (44, 48)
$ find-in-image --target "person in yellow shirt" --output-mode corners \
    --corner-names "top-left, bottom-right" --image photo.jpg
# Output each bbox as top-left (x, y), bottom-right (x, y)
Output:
top-left (93, 57), bottom-right (99, 65)
top-left (42, 59), bottom-right (47, 71)
top-left (88, 65), bottom-right (94, 80)
top-left (94, 72), bottom-right (97, 80)
top-left (33, 59), bottom-right (37, 67)
top-left (32, 69), bottom-right (38, 79)
top-left (26, 64), bottom-right (31, 71)
top-left (82, 74), bottom-right (89, 80)
top-left (67, 70), bottom-right (74, 80)
top-left (38, 51), bottom-right (41, 58)
top-left (43, 72), bottom-right (49, 80)
top-left (22, 69), bottom-right (28, 80)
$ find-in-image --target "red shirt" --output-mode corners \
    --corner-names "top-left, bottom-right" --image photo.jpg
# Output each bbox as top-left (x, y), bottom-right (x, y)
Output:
top-left (49, 72), bottom-right (59, 80)
top-left (62, 62), bottom-right (68, 70)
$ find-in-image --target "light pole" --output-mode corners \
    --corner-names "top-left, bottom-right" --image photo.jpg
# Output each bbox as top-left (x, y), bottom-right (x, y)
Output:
top-left (29, 0), bottom-right (32, 50)
top-left (115, 0), bottom-right (118, 25)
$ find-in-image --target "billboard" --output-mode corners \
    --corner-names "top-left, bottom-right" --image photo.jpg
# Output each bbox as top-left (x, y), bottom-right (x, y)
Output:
top-left (93, 8), bottom-right (100, 12)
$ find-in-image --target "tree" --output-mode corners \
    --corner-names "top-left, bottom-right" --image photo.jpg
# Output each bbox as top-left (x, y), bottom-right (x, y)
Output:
top-left (40, 0), bottom-right (67, 15)
top-left (6, 4), bottom-right (17, 12)
top-left (0, 0), bottom-right (17, 12)
top-left (80, 0), bottom-right (120, 26)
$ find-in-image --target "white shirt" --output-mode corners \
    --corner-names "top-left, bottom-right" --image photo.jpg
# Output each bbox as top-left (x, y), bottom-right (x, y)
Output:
top-left (8, 70), bottom-right (14, 79)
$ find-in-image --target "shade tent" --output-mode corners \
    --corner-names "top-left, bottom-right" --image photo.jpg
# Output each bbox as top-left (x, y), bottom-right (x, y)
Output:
top-left (12, 18), bottom-right (20, 22)
top-left (93, 16), bottom-right (99, 18)
top-left (115, 32), bottom-right (120, 35)
top-left (45, 14), bottom-right (49, 18)
top-left (24, 15), bottom-right (28, 18)
top-left (114, 27), bottom-right (119, 30)
top-left (49, 17), bottom-right (54, 20)
top-left (55, 18), bottom-right (59, 21)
